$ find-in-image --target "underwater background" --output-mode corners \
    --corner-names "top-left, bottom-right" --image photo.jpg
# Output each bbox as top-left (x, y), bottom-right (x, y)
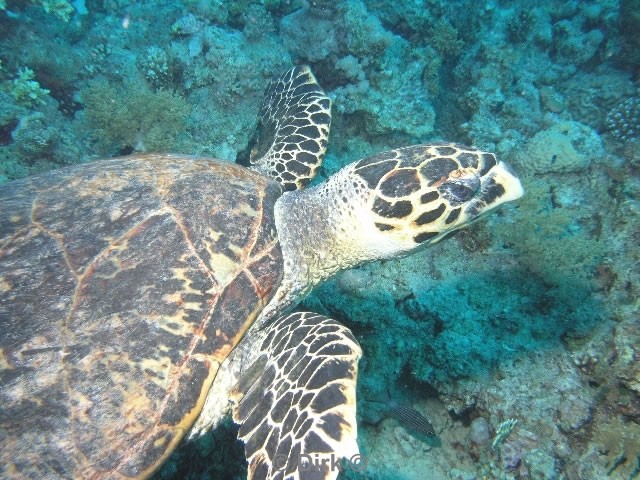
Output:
top-left (0, 0), bottom-right (638, 479)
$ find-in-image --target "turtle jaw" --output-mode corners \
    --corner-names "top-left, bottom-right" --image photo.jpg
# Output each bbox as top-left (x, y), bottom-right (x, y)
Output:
top-left (461, 160), bottom-right (524, 224)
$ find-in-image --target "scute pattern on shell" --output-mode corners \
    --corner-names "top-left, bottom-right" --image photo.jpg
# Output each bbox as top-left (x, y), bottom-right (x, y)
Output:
top-left (0, 154), bottom-right (283, 479)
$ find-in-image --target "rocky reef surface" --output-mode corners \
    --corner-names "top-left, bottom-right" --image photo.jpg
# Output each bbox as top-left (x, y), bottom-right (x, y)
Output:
top-left (1, 1), bottom-right (639, 479)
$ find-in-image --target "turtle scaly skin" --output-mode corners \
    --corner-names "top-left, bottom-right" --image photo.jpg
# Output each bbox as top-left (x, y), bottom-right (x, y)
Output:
top-left (0, 155), bottom-right (283, 478)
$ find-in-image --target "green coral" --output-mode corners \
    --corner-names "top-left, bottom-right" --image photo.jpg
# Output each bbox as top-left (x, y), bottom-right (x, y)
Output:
top-left (0, 0), bottom-right (75, 21)
top-left (428, 18), bottom-right (464, 57)
top-left (38, 0), bottom-right (74, 21)
top-left (138, 46), bottom-right (172, 90)
top-left (7, 67), bottom-right (50, 107)
top-left (81, 80), bottom-right (190, 154)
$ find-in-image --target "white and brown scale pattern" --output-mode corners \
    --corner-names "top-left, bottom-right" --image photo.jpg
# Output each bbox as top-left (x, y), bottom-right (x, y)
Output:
top-left (0, 155), bottom-right (284, 479)
top-left (240, 65), bottom-right (331, 191)
top-left (233, 312), bottom-right (361, 480)
top-left (353, 143), bottom-right (508, 245)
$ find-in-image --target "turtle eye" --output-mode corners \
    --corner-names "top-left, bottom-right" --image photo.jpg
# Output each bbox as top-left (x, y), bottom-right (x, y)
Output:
top-left (439, 176), bottom-right (480, 204)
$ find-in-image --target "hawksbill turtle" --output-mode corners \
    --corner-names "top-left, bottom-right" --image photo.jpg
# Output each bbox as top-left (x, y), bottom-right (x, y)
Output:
top-left (0, 66), bottom-right (523, 480)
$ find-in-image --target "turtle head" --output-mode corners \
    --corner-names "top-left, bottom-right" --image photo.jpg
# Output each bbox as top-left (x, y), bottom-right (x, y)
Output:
top-left (259, 143), bottom-right (522, 325)
top-left (342, 143), bottom-right (524, 256)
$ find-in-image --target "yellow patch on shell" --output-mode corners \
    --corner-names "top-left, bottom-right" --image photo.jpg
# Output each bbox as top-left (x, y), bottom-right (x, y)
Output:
top-left (0, 348), bottom-right (10, 370)
top-left (205, 242), bottom-right (241, 286)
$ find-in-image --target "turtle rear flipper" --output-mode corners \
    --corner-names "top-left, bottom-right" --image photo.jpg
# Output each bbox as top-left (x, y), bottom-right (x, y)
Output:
top-left (238, 66), bottom-right (332, 191)
top-left (233, 312), bottom-right (361, 480)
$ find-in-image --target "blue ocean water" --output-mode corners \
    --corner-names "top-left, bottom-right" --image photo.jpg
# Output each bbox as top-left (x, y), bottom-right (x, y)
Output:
top-left (0, 1), bottom-right (638, 479)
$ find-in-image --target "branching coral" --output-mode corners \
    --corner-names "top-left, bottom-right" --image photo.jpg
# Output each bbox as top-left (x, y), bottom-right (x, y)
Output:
top-left (6, 67), bottom-right (50, 107)
top-left (606, 97), bottom-right (640, 143)
top-left (138, 46), bottom-right (172, 90)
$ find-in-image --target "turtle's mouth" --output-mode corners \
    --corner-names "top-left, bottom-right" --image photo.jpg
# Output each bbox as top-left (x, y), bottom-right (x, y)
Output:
top-left (465, 161), bottom-right (524, 220)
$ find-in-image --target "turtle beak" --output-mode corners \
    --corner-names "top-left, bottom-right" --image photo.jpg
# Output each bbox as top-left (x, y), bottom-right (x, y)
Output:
top-left (488, 161), bottom-right (524, 204)
top-left (464, 161), bottom-right (524, 220)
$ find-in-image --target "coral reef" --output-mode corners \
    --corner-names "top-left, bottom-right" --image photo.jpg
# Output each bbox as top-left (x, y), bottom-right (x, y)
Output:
top-left (607, 96), bottom-right (640, 143)
top-left (618, 0), bottom-right (640, 73)
top-left (1, 0), bottom-right (76, 21)
top-left (521, 120), bottom-right (604, 174)
top-left (80, 79), bottom-right (190, 155)
top-left (5, 67), bottom-right (50, 107)
top-left (1, 0), bottom-right (639, 478)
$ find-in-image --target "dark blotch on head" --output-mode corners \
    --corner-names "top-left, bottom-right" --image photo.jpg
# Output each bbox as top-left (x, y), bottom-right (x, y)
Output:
top-left (415, 203), bottom-right (446, 225)
top-left (414, 231), bottom-right (438, 243)
top-left (375, 222), bottom-right (395, 231)
top-left (396, 145), bottom-right (435, 168)
top-left (420, 191), bottom-right (439, 204)
top-left (354, 160), bottom-right (398, 188)
top-left (436, 146), bottom-right (457, 156)
top-left (420, 158), bottom-right (459, 185)
top-left (480, 153), bottom-right (497, 176)
top-left (457, 152), bottom-right (479, 168)
top-left (379, 169), bottom-right (422, 197)
top-left (439, 177), bottom-right (480, 204)
top-left (373, 197), bottom-right (413, 219)
top-left (445, 208), bottom-right (461, 224)
top-left (482, 180), bottom-right (506, 205)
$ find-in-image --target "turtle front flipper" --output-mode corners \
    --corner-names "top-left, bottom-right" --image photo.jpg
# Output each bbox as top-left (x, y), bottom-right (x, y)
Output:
top-left (232, 312), bottom-right (361, 480)
top-left (238, 66), bottom-right (331, 191)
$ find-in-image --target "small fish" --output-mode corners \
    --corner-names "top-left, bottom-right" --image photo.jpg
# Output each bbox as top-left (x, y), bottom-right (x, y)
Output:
top-left (385, 399), bottom-right (436, 437)
top-left (366, 390), bottom-right (437, 438)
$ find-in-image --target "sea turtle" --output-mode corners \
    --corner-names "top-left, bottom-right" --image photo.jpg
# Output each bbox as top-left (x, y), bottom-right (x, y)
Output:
top-left (0, 66), bottom-right (523, 480)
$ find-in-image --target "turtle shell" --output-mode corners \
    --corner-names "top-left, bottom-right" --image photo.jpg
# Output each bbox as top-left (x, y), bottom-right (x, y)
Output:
top-left (0, 154), bottom-right (283, 478)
